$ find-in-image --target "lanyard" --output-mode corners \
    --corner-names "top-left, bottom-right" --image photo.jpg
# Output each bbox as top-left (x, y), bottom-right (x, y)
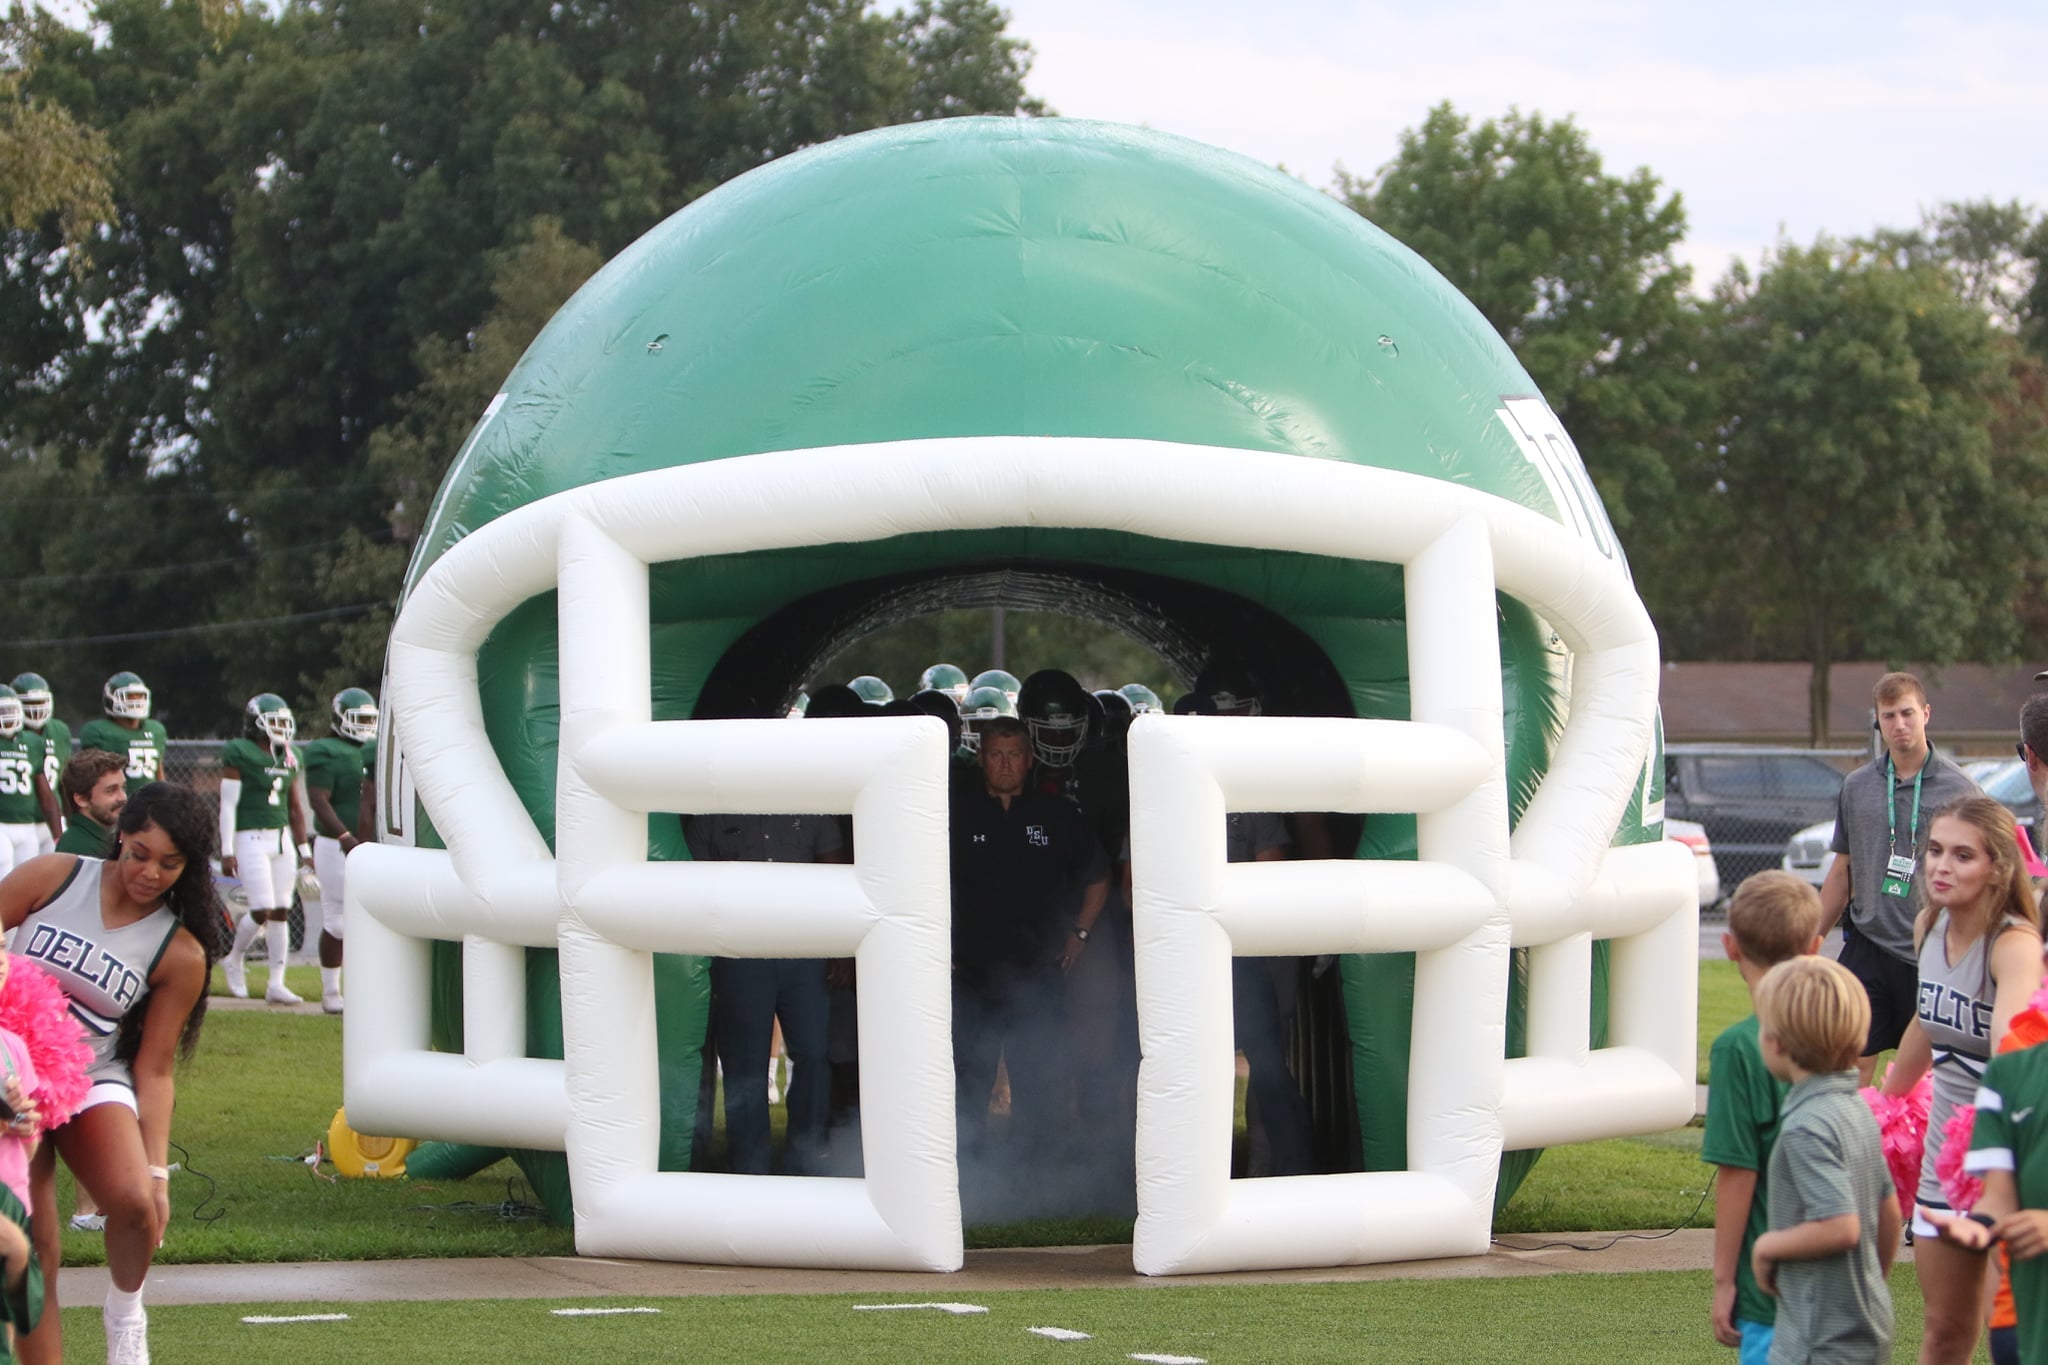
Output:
top-left (1886, 753), bottom-right (1926, 861)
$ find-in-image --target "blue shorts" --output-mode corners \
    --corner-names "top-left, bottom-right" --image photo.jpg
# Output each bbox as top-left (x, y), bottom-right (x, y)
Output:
top-left (1738, 1318), bottom-right (1774, 1365)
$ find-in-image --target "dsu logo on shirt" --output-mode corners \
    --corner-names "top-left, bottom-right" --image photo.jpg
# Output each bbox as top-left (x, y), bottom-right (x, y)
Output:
top-left (20, 923), bottom-right (148, 1013)
top-left (1026, 825), bottom-right (1050, 847)
top-left (1920, 980), bottom-right (1992, 1040)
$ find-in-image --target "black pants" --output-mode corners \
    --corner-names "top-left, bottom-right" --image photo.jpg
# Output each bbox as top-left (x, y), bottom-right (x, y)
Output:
top-left (953, 965), bottom-right (1069, 1156)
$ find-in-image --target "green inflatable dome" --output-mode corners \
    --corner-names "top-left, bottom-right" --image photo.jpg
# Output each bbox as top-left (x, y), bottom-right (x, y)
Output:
top-left (393, 116), bottom-right (1664, 1226)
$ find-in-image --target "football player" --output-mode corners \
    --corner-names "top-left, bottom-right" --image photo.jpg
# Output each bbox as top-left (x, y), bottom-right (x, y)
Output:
top-left (918, 663), bottom-right (970, 707)
top-left (970, 669), bottom-right (1021, 708)
top-left (1116, 682), bottom-right (1163, 716)
top-left (0, 686), bottom-right (62, 875)
top-left (956, 684), bottom-right (1017, 758)
top-left (1019, 669), bottom-right (1136, 1167)
top-left (1093, 689), bottom-right (1135, 752)
top-left (301, 688), bottom-right (378, 1014)
top-left (77, 671), bottom-right (171, 797)
top-left (847, 675), bottom-right (894, 706)
top-left (1018, 669), bottom-right (1092, 770)
top-left (10, 672), bottom-right (70, 854)
top-left (218, 693), bottom-right (310, 1005)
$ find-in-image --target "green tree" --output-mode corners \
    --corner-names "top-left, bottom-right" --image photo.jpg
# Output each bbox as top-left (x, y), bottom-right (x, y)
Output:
top-left (1334, 104), bottom-right (1709, 623)
top-left (2, 0), bottom-right (1045, 723)
top-left (0, 27), bottom-right (115, 266)
top-left (1336, 104), bottom-right (1690, 411)
top-left (1701, 240), bottom-right (2046, 742)
top-left (1864, 199), bottom-right (2040, 333)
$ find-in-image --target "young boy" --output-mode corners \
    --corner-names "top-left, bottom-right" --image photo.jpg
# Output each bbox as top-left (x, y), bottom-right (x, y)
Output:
top-left (1752, 956), bottom-right (1902, 1363)
top-left (1703, 870), bottom-right (1826, 1363)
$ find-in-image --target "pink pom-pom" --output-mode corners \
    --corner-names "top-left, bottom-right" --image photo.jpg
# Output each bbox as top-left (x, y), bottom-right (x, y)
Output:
top-left (1939, 1106), bottom-right (1984, 1212)
top-left (0, 959), bottom-right (94, 1129)
top-left (1862, 1077), bottom-right (1932, 1214)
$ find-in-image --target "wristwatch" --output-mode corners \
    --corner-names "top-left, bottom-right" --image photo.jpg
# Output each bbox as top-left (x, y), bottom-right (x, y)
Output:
top-left (1073, 927), bottom-right (1091, 942)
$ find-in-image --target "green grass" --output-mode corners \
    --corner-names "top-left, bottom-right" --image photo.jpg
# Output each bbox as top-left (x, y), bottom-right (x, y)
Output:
top-left (1497, 1127), bottom-right (1708, 1234)
top-left (57, 990), bottom-right (575, 1268)
top-left (205, 962), bottom-right (323, 1003)
top-left (50, 956), bottom-right (1755, 1267)
top-left (59, 1269), bottom-right (1940, 1364)
top-left (1696, 958), bottom-right (1749, 1083)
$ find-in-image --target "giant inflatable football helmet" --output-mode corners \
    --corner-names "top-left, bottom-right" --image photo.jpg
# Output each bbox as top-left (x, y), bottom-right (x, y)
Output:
top-left (347, 118), bottom-right (1696, 1276)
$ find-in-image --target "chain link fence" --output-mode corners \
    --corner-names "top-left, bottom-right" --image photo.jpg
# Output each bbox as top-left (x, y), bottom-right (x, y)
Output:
top-left (1664, 746), bottom-right (1858, 912)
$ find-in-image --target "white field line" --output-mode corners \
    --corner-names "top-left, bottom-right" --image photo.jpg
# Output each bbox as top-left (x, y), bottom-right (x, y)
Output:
top-left (241, 1314), bottom-right (351, 1324)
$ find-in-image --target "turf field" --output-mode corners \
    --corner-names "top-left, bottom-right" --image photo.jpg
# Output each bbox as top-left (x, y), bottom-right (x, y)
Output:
top-left (60, 1269), bottom-right (1943, 1364)
top-left (45, 957), bottom-right (1746, 1266)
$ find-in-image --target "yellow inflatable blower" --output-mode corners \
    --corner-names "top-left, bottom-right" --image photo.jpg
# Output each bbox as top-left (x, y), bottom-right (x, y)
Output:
top-left (326, 1109), bottom-right (419, 1179)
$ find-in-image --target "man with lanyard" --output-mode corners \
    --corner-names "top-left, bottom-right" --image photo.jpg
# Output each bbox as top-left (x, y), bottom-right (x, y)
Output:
top-left (949, 716), bottom-right (1109, 1171)
top-left (1821, 671), bottom-right (1979, 1085)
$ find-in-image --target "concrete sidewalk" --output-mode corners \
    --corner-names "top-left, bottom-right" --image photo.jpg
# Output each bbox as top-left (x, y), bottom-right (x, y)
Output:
top-left (58, 1231), bottom-right (1755, 1308)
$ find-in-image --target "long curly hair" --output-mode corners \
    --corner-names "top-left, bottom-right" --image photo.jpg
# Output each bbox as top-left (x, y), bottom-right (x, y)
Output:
top-left (1913, 794), bottom-right (2044, 953)
top-left (111, 782), bottom-right (226, 1061)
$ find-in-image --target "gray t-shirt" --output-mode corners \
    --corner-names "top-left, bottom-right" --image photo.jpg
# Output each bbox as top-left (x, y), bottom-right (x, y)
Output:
top-left (1766, 1070), bottom-right (1895, 1364)
top-left (1830, 747), bottom-right (1978, 962)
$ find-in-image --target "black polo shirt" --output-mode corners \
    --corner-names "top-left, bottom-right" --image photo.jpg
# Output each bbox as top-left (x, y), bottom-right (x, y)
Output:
top-left (950, 783), bottom-right (1107, 985)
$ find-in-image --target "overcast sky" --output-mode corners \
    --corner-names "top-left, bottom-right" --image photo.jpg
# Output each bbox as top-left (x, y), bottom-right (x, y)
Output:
top-left (997, 0), bottom-right (2046, 286)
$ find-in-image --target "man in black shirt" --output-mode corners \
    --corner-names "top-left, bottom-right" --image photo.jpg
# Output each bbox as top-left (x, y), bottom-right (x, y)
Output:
top-left (950, 718), bottom-right (1108, 1157)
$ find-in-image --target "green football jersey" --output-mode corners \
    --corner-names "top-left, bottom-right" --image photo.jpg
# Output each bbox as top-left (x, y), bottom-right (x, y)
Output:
top-left (219, 736), bottom-right (296, 832)
top-left (78, 717), bottom-right (170, 796)
top-left (1970, 1044), bottom-right (2048, 1365)
top-left (31, 717), bottom-right (70, 793)
top-left (302, 736), bottom-right (368, 836)
top-left (0, 731), bottom-right (45, 825)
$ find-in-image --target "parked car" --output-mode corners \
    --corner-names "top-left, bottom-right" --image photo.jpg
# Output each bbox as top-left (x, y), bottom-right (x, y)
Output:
top-left (1664, 745), bottom-right (1849, 895)
top-left (1783, 757), bottom-right (2041, 888)
top-left (1665, 817), bottom-right (1721, 911)
top-left (1782, 820), bottom-right (1835, 889)
top-left (1967, 758), bottom-right (2043, 834)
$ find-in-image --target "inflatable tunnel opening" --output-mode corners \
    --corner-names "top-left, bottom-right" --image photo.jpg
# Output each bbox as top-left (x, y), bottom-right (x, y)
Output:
top-left (696, 560), bottom-right (1352, 721)
top-left (694, 560), bottom-right (1368, 1221)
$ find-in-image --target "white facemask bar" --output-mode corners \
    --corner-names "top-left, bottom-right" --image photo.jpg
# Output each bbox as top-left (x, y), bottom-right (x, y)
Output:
top-left (348, 433), bottom-right (1695, 1275)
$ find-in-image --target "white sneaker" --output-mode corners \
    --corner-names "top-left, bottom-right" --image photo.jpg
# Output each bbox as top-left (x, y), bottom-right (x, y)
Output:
top-left (70, 1212), bottom-right (105, 1233)
top-left (104, 1304), bottom-right (149, 1365)
top-left (321, 990), bottom-right (345, 1015)
top-left (265, 979), bottom-right (304, 1006)
top-left (222, 955), bottom-right (248, 999)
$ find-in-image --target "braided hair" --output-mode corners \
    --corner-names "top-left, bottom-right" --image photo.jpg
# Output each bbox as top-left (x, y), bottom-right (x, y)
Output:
top-left (111, 782), bottom-right (226, 1060)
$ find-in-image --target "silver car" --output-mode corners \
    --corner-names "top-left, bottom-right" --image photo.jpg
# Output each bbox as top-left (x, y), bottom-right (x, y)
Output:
top-left (1781, 820), bottom-right (1835, 889)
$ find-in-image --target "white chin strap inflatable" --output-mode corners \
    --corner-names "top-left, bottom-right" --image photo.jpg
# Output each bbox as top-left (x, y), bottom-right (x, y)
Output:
top-left (344, 437), bottom-right (1696, 1274)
